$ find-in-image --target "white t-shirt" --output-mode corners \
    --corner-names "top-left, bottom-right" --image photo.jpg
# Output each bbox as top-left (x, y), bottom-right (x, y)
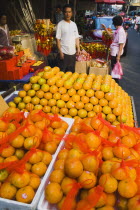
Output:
top-left (56, 20), bottom-right (79, 55)
top-left (136, 16), bottom-right (140, 24)
top-left (110, 26), bottom-right (126, 56)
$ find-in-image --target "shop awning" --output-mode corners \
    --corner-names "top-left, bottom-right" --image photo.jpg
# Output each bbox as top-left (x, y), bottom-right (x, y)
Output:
top-left (95, 0), bottom-right (125, 3)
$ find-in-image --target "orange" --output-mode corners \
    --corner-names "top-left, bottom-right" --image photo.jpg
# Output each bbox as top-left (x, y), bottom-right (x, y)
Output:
top-left (88, 111), bottom-right (96, 118)
top-left (34, 104), bottom-right (43, 110)
top-left (44, 141), bottom-right (57, 154)
top-left (23, 96), bottom-right (31, 104)
top-left (78, 109), bottom-right (87, 118)
top-left (93, 105), bottom-right (102, 113)
top-left (72, 94), bottom-right (80, 102)
top-left (77, 89), bottom-right (86, 96)
top-left (128, 195), bottom-right (140, 209)
top-left (113, 145), bottom-right (130, 159)
top-left (78, 171), bottom-right (96, 189)
top-left (4, 155), bottom-right (18, 163)
top-left (40, 98), bottom-right (48, 106)
top-left (45, 182), bottom-right (63, 204)
top-left (73, 82), bottom-right (82, 90)
top-left (1, 146), bottom-right (15, 158)
top-left (106, 193), bottom-right (116, 206)
top-left (50, 85), bottom-right (58, 94)
top-left (0, 156), bottom-right (4, 163)
top-left (84, 103), bottom-right (93, 112)
top-left (29, 174), bottom-right (41, 190)
top-left (95, 91), bottom-right (104, 99)
top-left (51, 121), bottom-right (61, 129)
top-left (44, 92), bottom-right (52, 100)
top-left (53, 92), bottom-right (61, 100)
top-left (26, 103), bottom-right (34, 111)
top-left (11, 135), bottom-right (24, 148)
top-left (69, 108), bottom-right (78, 117)
top-left (31, 161), bottom-right (47, 177)
top-left (105, 93), bottom-right (114, 101)
top-left (18, 90), bottom-right (26, 98)
top-left (106, 114), bottom-right (116, 123)
top-left (0, 131), bottom-right (8, 139)
top-left (25, 162), bottom-right (32, 171)
top-left (21, 123), bottom-right (36, 138)
top-left (118, 179), bottom-right (138, 198)
top-left (32, 83), bottom-right (40, 91)
top-left (66, 101), bottom-right (75, 109)
top-left (90, 97), bottom-right (99, 105)
top-left (109, 100), bottom-right (118, 108)
top-left (54, 159), bottom-right (65, 171)
top-left (81, 155), bottom-right (98, 173)
top-left (0, 120), bottom-right (8, 132)
top-left (43, 71), bottom-right (54, 79)
top-left (24, 136), bottom-right (40, 150)
top-left (43, 105), bottom-right (51, 113)
top-left (99, 98), bottom-right (108, 106)
top-left (30, 75), bottom-right (40, 84)
top-left (86, 89), bottom-right (94, 97)
top-left (99, 173), bottom-right (118, 193)
top-left (57, 196), bottom-right (76, 210)
top-left (44, 66), bottom-right (51, 71)
top-left (102, 106), bottom-right (112, 114)
top-left (61, 177), bottom-right (76, 194)
top-left (75, 101), bottom-right (84, 110)
top-left (11, 171), bottom-right (30, 188)
top-left (76, 200), bottom-right (94, 210)
top-left (64, 158), bottom-right (83, 178)
top-left (48, 98), bottom-right (56, 107)
top-left (102, 147), bottom-right (114, 160)
top-left (61, 93), bottom-right (70, 102)
top-left (57, 149), bottom-right (68, 160)
top-left (121, 134), bottom-right (136, 148)
top-left (86, 132), bottom-right (101, 149)
top-left (16, 186), bottom-right (35, 203)
top-left (60, 107), bottom-right (68, 115)
top-left (113, 107), bottom-right (122, 116)
top-left (18, 102), bottom-right (26, 110)
top-left (29, 150), bottom-right (43, 164)
top-left (56, 79), bottom-right (64, 87)
top-left (42, 151), bottom-right (52, 165)
top-left (59, 87), bottom-right (67, 94)
top-left (90, 117), bottom-right (102, 130)
top-left (96, 206), bottom-right (114, 210)
top-left (81, 95), bottom-right (89, 104)
top-left (27, 90), bottom-right (36, 97)
top-left (41, 84), bottom-right (50, 92)
top-left (15, 149), bottom-right (25, 160)
top-left (57, 100), bottom-right (65, 108)
top-left (54, 128), bottom-right (65, 135)
top-left (49, 169), bottom-right (65, 183)
top-left (89, 188), bottom-right (107, 208)
top-left (8, 101), bottom-right (16, 108)
top-left (67, 88), bottom-right (76, 96)
top-left (67, 149), bottom-right (83, 159)
top-left (36, 90), bottom-right (44, 98)
top-left (47, 78), bottom-right (56, 86)
top-left (23, 83), bottom-right (31, 91)
top-left (0, 182), bottom-right (17, 200)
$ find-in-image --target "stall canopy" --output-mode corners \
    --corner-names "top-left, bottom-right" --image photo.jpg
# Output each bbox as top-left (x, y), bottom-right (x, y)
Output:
top-left (95, 0), bottom-right (125, 3)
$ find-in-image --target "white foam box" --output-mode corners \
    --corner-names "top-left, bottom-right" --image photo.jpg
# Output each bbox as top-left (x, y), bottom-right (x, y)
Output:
top-left (0, 117), bottom-right (74, 210)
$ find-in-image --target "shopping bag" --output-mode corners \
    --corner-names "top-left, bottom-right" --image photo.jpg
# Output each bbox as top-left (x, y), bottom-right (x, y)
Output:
top-left (111, 61), bottom-right (123, 79)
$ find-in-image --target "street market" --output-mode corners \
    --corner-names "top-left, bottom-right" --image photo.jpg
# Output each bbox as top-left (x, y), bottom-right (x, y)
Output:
top-left (0, 0), bottom-right (140, 209)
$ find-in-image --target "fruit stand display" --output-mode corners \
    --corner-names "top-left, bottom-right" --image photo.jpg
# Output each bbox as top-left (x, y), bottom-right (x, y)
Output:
top-left (8, 66), bottom-right (134, 127)
top-left (34, 19), bottom-right (55, 56)
top-left (38, 114), bottom-right (140, 210)
top-left (0, 108), bottom-right (74, 209)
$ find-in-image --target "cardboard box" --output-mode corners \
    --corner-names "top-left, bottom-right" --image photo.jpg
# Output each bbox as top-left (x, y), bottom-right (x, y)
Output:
top-left (89, 66), bottom-right (109, 75)
top-left (75, 61), bottom-right (87, 73)
top-left (0, 95), bottom-right (9, 116)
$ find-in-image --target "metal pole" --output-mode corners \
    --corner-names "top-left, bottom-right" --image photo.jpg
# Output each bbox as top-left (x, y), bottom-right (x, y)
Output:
top-left (67, 0), bottom-right (69, 3)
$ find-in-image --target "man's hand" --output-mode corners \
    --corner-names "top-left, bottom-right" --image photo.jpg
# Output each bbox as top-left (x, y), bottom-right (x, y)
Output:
top-left (76, 48), bottom-right (81, 56)
top-left (60, 51), bottom-right (64, 60)
top-left (101, 24), bottom-right (106, 30)
top-left (116, 55), bottom-right (120, 62)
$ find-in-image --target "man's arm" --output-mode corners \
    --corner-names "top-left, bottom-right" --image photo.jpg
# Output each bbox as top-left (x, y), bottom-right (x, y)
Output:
top-left (56, 39), bottom-right (64, 59)
top-left (76, 38), bottom-right (80, 55)
top-left (117, 43), bottom-right (124, 61)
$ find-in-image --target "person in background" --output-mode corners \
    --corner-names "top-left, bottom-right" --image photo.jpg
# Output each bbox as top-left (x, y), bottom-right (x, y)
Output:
top-left (136, 13), bottom-right (140, 34)
top-left (54, 5), bottom-right (64, 24)
top-left (56, 4), bottom-right (80, 73)
top-left (102, 16), bottom-right (126, 83)
top-left (0, 12), bottom-right (12, 46)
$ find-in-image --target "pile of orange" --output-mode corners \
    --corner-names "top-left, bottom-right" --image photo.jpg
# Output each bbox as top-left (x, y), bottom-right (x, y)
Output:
top-left (0, 108), bottom-right (68, 204)
top-left (9, 66), bottom-right (134, 127)
top-left (45, 115), bottom-right (140, 210)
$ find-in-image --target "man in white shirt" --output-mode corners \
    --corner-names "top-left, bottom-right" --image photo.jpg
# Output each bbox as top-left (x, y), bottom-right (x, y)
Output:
top-left (56, 4), bottom-right (80, 72)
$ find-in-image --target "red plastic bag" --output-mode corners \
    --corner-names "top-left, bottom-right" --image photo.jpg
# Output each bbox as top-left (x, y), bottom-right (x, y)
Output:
top-left (111, 61), bottom-right (123, 79)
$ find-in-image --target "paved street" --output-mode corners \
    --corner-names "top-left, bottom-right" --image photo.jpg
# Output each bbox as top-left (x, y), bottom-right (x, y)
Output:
top-left (120, 29), bottom-right (140, 126)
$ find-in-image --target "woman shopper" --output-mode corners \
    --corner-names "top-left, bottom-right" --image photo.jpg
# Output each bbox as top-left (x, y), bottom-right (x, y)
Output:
top-left (0, 12), bottom-right (12, 46)
top-left (101, 15), bottom-right (126, 83)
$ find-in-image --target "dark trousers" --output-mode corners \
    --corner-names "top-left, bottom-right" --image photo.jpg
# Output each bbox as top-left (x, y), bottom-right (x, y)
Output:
top-left (57, 53), bottom-right (76, 73)
top-left (111, 55), bottom-right (119, 84)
